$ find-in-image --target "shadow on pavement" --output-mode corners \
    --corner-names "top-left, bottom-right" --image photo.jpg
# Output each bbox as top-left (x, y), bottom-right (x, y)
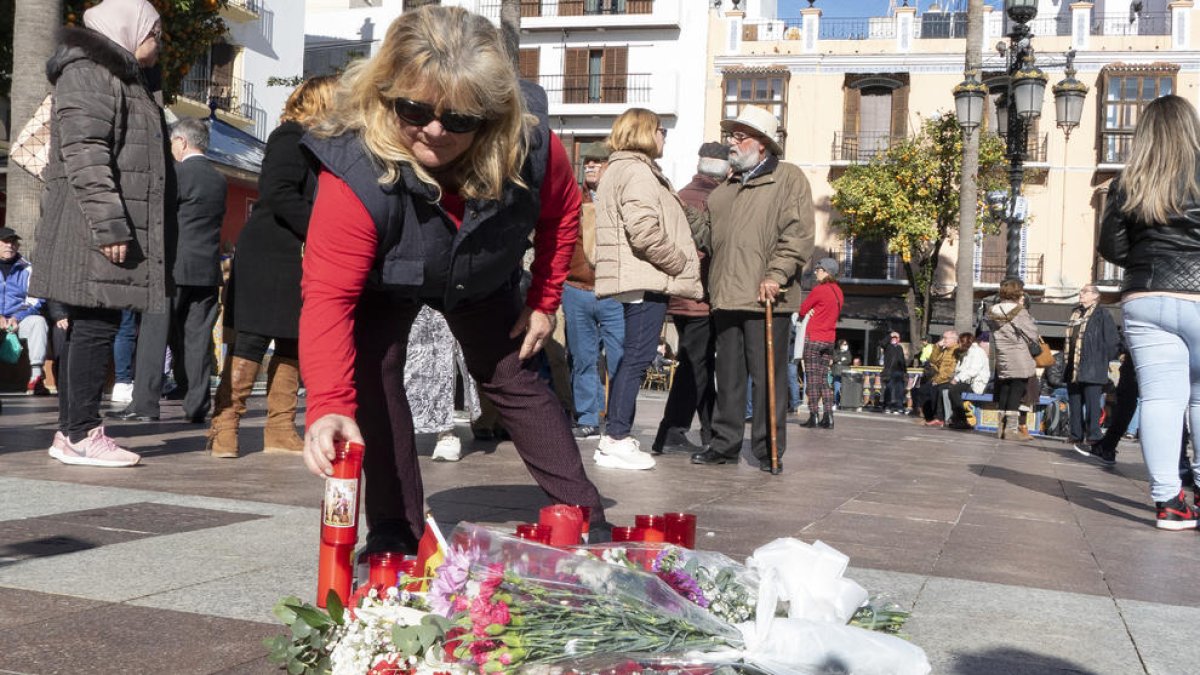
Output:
top-left (971, 464), bottom-right (1151, 526)
top-left (949, 647), bottom-right (1101, 674)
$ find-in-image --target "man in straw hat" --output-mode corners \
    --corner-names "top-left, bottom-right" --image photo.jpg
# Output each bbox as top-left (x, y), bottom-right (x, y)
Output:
top-left (689, 105), bottom-right (814, 474)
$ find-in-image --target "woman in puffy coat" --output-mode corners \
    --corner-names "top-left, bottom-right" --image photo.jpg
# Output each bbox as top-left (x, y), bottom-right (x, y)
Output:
top-left (985, 278), bottom-right (1041, 440)
top-left (32, 0), bottom-right (169, 468)
top-left (1099, 94), bottom-right (1200, 530)
top-left (797, 257), bottom-right (843, 429)
top-left (593, 107), bottom-right (702, 471)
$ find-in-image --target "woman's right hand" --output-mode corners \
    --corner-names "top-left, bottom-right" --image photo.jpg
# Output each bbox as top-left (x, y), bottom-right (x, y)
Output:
top-left (304, 413), bottom-right (364, 477)
top-left (100, 243), bottom-right (128, 264)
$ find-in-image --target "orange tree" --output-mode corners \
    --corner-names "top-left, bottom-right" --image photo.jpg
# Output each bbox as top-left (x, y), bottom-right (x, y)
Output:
top-left (64, 0), bottom-right (228, 102)
top-left (831, 113), bottom-right (1006, 350)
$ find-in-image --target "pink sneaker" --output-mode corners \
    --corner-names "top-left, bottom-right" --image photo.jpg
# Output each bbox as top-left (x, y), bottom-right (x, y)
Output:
top-left (47, 432), bottom-right (71, 460)
top-left (54, 427), bottom-right (141, 468)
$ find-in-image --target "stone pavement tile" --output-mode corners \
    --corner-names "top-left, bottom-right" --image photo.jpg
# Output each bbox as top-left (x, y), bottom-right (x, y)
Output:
top-left (800, 511), bottom-right (955, 551)
top-left (838, 492), bottom-right (966, 524)
top-left (823, 540), bottom-right (941, 575)
top-left (0, 586), bottom-right (104, 628)
top-left (1085, 525), bottom-right (1200, 606)
top-left (933, 519), bottom-right (1107, 596)
top-left (909, 577), bottom-right (1143, 675)
top-left (0, 599), bottom-right (279, 675)
top-left (37, 501), bottom-right (268, 535)
top-left (0, 518), bottom-right (152, 563)
top-left (129, 561), bottom-right (314, 624)
top-left (211, 655), bottom-right (279, 674)
top-left (1118, 599), bottom-right (1200, 675)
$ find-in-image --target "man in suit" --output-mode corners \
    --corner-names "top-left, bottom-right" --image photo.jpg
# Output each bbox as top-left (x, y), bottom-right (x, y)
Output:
top-left (110, 118), bottom-right (226, 423)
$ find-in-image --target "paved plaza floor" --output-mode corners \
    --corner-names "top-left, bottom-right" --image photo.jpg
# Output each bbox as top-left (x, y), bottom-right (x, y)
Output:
top-left (0, 391), bottom-right (1196, 674)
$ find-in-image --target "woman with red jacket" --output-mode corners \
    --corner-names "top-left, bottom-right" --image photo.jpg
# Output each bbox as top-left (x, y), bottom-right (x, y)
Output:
top-left (298, 6), bottom-right (608, 554)
top-left (798, 258), bottom-right (844, 429)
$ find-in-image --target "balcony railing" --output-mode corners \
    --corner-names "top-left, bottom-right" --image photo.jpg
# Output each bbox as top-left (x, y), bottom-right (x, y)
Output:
top-left (822, 17), bottom-right (896, 40)
top-left (1092, 12), bottom-right (1170, 36)
top-left (226, 0), bottom-right (260, 11)
top-left (477, 0), bottom-right (652, 18)
top-left (832, 131), bottom-right (906, 164)
top-left (916, 13), bottom-right (968, 39)
top-left (180, 69), bottom-right (256, 121)
top-left (1100, 130), bottom-right (1133, 166)
top-left (537, 73), bottom-right (651, 106)
top-left (828, 247), bottom-right (907, 282)
top-left (977, 254), bottom-right (1045, 285)
top-left (991, 130), bottom-right (1049, 164)
top-left (1095, 258), bottom-right (1125, 286)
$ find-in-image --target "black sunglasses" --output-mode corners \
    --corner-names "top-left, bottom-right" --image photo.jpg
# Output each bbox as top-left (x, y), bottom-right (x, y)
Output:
top-left (392, 97), bottom-right (487, 134)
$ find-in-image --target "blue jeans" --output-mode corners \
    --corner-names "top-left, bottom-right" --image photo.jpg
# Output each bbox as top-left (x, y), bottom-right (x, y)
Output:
top-left (113, 310), bottom-right (138, 384)
top-left (605, 296), bottom-right (667, 439)
top-left (562, 284), bottom-right (625, 427)
top-left (1123, 296), bottom-right (1200, 502)
top-left (1128, 402), bottom-right (1141, 436)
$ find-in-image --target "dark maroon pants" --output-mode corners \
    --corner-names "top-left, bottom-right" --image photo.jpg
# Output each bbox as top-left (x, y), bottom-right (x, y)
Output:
top-left (353, 286), bottom-right (606, 549)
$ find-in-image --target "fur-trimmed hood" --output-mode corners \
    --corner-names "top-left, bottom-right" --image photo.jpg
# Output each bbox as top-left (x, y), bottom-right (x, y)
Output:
top-left (46, 25), bottom-right (141, 85)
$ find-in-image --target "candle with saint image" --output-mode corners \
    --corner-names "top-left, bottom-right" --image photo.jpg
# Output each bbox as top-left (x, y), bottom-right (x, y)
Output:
top-left (538, 504), bottom-right (584, 547)
top-left (321, 442), bottom-right (365, 546)
top-left (316, 539), bottom-right (353, 608)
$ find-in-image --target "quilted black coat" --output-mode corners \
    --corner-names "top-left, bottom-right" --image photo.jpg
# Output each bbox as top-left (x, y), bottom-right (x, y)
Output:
top-left (30, 26), bottom-right (174, 312)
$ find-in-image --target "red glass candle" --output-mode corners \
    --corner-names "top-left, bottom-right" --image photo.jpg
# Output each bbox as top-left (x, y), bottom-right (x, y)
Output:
top-left (539, 505), bottom-right (584, 547)
top-left (640, 527), bottom-right (665, 543)
top-left (663, 512), bottom-right (697, 549)
top-left (634, 514), bottom-right (665, 541)
top-left (368, 552), bottom-right (407, 588)
top-left (321, 442), bottom-right (365, 546)
top-left (611, 526), bottom-right (635, 542)
top-left (515, 523), bottom-right (552, 544)
top-left (316, 541), bottom-right (353, 608)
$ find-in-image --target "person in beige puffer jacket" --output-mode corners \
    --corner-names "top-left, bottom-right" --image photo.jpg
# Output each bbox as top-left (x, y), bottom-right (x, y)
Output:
top-left (593, 108), bottom-right (702, 471)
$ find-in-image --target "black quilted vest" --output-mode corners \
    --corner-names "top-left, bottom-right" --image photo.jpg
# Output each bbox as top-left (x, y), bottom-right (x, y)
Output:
top-left (301, 83), bottom-right (550, 310)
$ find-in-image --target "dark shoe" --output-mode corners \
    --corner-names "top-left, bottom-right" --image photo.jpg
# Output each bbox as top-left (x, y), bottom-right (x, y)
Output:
top-left (652, 426), bottom-right (701, 454)
top-left (799, 413), bottom-right (818, 428)
top-left (691, 448), bottom-right (737, 465)
top-left (573, 425), bottom-right (601, 440)
top-left (1155, 490), bottom-right (1200, 530)
top-left (760, 459), bottom-right (783, 474)
top-left (472, 428), bottom-right (494, 441)
top-left (105, 407), bottom-right (159, 422)
top-left (1072, 441), bottom-right (1095, 458)
top-left (1094, 445), bottom-right (1117, 467)
top-left (818, 412), bottom-right (833, 429)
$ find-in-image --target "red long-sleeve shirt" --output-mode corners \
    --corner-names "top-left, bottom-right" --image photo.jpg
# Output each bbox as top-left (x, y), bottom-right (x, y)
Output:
top-left (299, 133), bottom-right (581, 424)
top-left (798, 281), bottom-right (844, 343)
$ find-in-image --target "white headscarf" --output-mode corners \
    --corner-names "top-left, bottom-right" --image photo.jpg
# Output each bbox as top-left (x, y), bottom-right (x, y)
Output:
top-left (83, 0), bottom-right (160, 56)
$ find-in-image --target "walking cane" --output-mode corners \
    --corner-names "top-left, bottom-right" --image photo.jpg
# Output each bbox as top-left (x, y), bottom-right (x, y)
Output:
top-left (764, 299), bottom-right (781, 475)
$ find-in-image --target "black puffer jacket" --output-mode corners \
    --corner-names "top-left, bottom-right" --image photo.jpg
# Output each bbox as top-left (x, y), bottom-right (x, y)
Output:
top-left (1099, 176), bottom-right (1200, 295)
top-left (30, 27), bottom-right (174, 312)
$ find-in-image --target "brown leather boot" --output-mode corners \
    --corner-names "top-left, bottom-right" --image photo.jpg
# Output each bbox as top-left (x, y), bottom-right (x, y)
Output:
top-left (264, 356), bottom-right (305, 454)
top-left (1014, 424), bottom-right (1034, 441)
top-left (207, 355), bottom-right (260, 458)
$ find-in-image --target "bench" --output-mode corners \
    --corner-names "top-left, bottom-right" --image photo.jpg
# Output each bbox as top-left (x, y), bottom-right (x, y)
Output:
top-left (960, 393), bottom-right (1057, 435)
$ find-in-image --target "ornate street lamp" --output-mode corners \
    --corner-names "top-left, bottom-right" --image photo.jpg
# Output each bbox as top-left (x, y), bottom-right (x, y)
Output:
top-left (953, 71), bottom-right (988, 136)
top-left (954, 0), bottom-right (1089, 281)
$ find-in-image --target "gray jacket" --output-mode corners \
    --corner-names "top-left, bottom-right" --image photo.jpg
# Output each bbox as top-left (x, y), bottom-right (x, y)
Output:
top-left (30, 26), bottom-right (174, 312)
top-left (986, 301), bottom-right (1040, 380)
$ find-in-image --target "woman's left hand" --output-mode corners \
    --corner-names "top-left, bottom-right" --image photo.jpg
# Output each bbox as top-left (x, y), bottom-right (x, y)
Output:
top-left (510, 306), bottom-right (555, 360)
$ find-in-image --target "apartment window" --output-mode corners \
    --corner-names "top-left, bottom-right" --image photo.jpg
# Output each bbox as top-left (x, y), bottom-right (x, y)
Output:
top-left (838, 74), bottom-right (908, 163)
top-left (564, 46), bottom-right (627, 104)
top-left (559, 0), bottom-right (651, 16)
top-left (1100, 65), bottom-right (1177, 164)
top-left (721, 71), bottom-right (788, 149)
top-left (518, 48), bottom-right (540, 82)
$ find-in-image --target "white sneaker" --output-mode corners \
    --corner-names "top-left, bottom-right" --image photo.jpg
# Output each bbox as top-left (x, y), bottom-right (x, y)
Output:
top-left (110, 382), bottom-right (134, 404)
top-left (53, 427), bottom-right (141, 468)
top-left (47, 432), bottom-right (71, 460)
top-left (431, 431), bottom-right (462, 462)
top-left (594, 436), bottom-right (655, 470)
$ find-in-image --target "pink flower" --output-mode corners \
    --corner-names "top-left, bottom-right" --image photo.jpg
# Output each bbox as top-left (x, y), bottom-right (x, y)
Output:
top-left (489, 600), bottom-right (511, 625)
top-left (499, 653), bottom-right (512, 666)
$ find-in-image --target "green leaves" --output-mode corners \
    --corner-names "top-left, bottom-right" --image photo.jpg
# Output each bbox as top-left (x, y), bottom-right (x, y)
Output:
top-left (266, 596), bottom-right (339, 675)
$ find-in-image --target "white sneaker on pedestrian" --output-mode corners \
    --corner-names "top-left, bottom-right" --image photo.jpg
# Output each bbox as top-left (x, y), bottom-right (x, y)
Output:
top-left (594, 436), bottom-right (655, 470)
top-left (54, 427), bottom-right (140, 468)
top-left (110, 382), bottom-right (134, 404)
top-left (431, 431), bottom-right (462, 462)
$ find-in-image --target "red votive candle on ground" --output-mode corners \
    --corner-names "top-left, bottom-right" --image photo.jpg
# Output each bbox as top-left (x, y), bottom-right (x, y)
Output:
top-left (663, 512), bottom-right (697, 549)
top-left (321, 442), bottom-right (365, 546)
top-left (539, 504), bottom-right (584, 547)
top-left (515, 523), bottom-right (552, 544)
top-left (368, 552), bottom-right (406, 589)
top-left (611, 526), bottom-right (635, 542)
top-left (634, 514), bottom-right (665, 542)
top-left (317, 541), bottom-right (353, 608)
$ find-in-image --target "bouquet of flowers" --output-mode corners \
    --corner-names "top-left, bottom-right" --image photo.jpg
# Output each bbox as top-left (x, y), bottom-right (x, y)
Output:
top-left (431, 524), bottom-right (743, 673)
top-left (267, 583), bottom-right (460, 675)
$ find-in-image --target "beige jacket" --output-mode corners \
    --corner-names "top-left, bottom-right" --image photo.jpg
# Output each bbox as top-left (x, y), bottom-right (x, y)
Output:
top-left (699, 156), bottom-right (815, 313)
top-left (594, 151), bottom-right (702, 300)
top-left (986, 301), bottom-right (1039, 379)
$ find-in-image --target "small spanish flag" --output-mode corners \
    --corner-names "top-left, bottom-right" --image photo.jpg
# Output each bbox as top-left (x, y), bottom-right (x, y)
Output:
top-left (413, 512), bottom-right (447, 591)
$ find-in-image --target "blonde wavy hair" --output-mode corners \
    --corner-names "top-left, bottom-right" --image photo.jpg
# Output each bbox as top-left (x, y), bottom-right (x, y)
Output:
top-left (280, 75), bottom-right (337, 128)
top-left (1120, 95), bottom-right (1200, 225)
top-left (607, 108), bottom-right (661, 159)
top-left (312, 5), bottom-right (530, 200)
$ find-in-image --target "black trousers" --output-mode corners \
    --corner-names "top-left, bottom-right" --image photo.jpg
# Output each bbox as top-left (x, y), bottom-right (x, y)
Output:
top-left (59, 306), bottom-right (122, 442)
top-left (1068, 382), bottom-right (1105, 443)
top-left (131, 285), bottom-right (220, 420)
top-left (354, 286), bottom-right (606, 550)
top-left (710, 310), bottom-right (790, 463)
top-left (1098, 355), bottom-right (1138, 453)
top-left (232, 331), bottom-right (299, 363)
top-left (994, 377), bottom-right (1028, 413)
top-left (947, 382), bottom-right (973, 425)
top-left (658, 314), bottom-right (716, 444)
